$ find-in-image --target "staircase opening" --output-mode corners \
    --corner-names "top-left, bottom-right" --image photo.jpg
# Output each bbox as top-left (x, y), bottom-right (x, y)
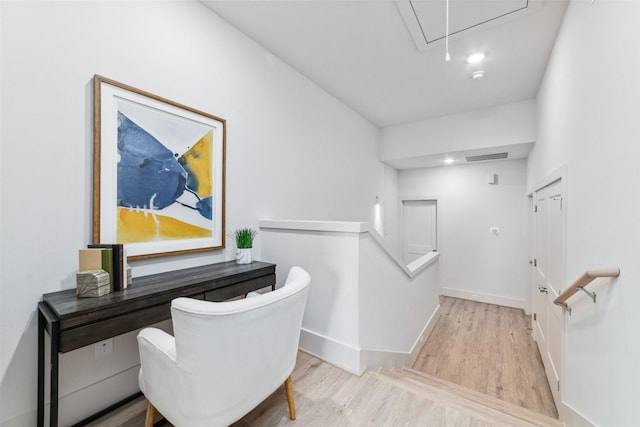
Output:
top-left (412, 296), bottom-right (558, 419)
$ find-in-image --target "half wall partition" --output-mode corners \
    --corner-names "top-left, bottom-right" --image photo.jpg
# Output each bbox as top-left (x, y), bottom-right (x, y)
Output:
top-left (259, 220), bottom-right (441, 375)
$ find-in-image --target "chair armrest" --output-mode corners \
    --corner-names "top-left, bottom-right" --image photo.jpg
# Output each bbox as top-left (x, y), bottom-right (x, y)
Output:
top-left (138, 327), bottom-right (177, 362)
top-left (137, 328), bottom-right (182, 419)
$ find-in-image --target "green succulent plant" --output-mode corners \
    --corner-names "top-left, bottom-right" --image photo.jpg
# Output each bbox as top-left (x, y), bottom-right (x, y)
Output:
top-left (234, 228), bottom-right (257, 249)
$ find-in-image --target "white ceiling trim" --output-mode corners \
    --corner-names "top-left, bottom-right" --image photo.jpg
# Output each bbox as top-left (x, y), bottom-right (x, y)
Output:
top-left (384, 142), bottom-right (534, 170)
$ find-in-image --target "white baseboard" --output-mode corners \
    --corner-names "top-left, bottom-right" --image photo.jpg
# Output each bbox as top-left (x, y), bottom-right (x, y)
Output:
top-left (300, 303), bottom-right (442, 376)
top-left (559, 401), bottom-right (596, 427)
top-left (299, 328), bottom-right (364, 375)
top-left (9, 366), bottom-right (141, 427)
top-left (406, 302), bottom-right (441, 367)
top-left (59, 365), bottom-right (140, 426)
top-left (442, 287), bottom-right (524, 309)
top-left (360, 303), bottom-right (441, 371)
top-left (0, 411), bottom-right (34, 427)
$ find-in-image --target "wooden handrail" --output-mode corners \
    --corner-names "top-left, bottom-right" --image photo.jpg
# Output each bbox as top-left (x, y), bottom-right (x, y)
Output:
top-left (554, 267), bottom-right (620, 309)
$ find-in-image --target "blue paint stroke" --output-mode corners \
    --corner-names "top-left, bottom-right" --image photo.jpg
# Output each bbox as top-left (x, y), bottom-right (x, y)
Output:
top-left (117, 112), bottom-right (187, 210)
top-left (195, 197), bottom-right (212, 220)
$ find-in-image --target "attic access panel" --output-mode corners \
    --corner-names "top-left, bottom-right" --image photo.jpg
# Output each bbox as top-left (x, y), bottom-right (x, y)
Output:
top-left (396, 0), bottom-right (542, 51)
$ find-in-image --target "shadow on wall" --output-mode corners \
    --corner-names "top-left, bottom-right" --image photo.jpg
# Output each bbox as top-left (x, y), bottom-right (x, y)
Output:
top-left (1, 311), bottom-right (39, 426)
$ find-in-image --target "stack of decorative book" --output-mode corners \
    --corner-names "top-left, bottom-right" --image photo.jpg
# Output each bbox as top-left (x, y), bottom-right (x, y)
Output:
top-left (87, 244), bottom-right (127, 291)
top-left (77, 243), bottom-right (128, 296)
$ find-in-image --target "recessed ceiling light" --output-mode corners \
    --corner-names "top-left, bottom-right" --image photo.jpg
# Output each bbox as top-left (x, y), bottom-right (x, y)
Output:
top-left (444, 158), bottom-right (455, 165)
top-left (471, 70), bottom-right (485, 80)
top-left (467, 52), bottom-right (485, 64)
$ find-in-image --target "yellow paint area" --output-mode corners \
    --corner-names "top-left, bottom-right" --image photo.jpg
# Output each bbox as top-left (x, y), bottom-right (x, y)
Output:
top-left (117, 208), bottom-right (211, 243)
top-left (180, 131), bottom-right (213, 197)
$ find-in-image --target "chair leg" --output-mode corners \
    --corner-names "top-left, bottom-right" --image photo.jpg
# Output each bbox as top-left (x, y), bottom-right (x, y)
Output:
top-left (145, 401), bottom-right (156, 427)
top-left (284, 375), bottom-right (296, 420)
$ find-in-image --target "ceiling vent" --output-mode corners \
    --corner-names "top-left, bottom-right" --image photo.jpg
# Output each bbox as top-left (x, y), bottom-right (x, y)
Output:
top-left (465, 152), bottom-right (509, 163)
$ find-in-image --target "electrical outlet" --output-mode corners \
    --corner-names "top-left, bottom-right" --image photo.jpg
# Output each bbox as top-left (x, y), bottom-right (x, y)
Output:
top-left (472, 294), bottom-right (481, 301)
top-left (95, 338), bottom-right (113, 358)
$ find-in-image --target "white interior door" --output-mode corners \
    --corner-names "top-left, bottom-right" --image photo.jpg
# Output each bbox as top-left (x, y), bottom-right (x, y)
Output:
top-left (533, 179), bottom-right (564, 405)
top-left (402, 200), bottom-right (436, 264)
top-left (534, 193), bottom-right (549, 360)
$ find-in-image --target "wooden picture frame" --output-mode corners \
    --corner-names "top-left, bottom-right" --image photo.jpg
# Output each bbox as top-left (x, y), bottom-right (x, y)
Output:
top-left (93, 75), bottom-right (226, 260)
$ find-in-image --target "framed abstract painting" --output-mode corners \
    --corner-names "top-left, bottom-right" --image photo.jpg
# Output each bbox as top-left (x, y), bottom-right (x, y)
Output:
top-left (93, 75), bottom-right (226, 259)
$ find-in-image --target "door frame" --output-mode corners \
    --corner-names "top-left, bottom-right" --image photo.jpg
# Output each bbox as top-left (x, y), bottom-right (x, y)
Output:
top-left (530, 165), bottom-right (568, 408)
top-left (399, 195), bottom-right (441, 263)
top-left (527, 164), bottom-right (567, 314)
top-left (530, 164), bottom-right (568, 296)
top-left (526, 194), bottom-right (534, 315)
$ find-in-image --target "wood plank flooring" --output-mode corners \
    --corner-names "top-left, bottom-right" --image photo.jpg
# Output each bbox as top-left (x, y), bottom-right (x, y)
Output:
top-left (376, 368), bottom-right (561, 427)
top-left (90, 351), bottom-right (559, 427)
top-left (87, 296), bottom-right (558, 426)
top-left (412, 296), bottom-right (558, 419)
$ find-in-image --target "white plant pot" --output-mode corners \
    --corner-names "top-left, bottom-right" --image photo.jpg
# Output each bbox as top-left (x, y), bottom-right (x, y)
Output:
top-left (236, 248), bottom-right (253, 264)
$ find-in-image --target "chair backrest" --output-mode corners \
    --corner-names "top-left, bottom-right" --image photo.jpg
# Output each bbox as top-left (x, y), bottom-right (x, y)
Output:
top-left (168, 266), bottom-right (310, 425)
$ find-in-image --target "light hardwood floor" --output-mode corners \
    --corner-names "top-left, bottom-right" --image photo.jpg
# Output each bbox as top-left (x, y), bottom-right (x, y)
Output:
top-left (89, 350), bottom-right (559, 427)
top-left (88, 297), bottom-right (558, 426)
top-left (412, 296), bottom-right (558, 419)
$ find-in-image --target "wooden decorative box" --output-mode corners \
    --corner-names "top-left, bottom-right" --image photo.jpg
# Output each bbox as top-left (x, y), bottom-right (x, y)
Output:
top-left (76, 270), bottom-right (111, 297)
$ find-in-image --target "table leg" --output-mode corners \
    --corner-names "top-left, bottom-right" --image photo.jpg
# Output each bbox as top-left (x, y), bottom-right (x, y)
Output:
top-left (38, 302), bottom-right (60, 427)
top-left (37, 310), bottom-right (44, 427)
top-left (50, 319), bottom-right (60, 427)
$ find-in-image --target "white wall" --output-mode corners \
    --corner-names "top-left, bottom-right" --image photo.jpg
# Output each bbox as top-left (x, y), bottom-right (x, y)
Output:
top-left (0, 1), bottom-right (383, 425)
top-left (259, 221), bottom-right (441, 375)
top-left (260, 224), bottom-right (364, 374)
top-left (381, 164), bottom-right (400, 254)
top-left (359, 235), bottom-right (440, 354)
top-left (399, 160), bottom-right (529, 308)
top-left (528, 1), bottom-right (640, 425)
top-left (380, 99), bottom-right (536, 163)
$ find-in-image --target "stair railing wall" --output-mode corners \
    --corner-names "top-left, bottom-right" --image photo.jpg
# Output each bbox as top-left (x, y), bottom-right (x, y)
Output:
top-left (259, 220), bottom-right (441, 374)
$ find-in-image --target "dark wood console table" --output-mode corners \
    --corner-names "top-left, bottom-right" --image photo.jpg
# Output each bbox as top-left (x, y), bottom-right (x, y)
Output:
top-left (37, 261), bottom-right (276, 427)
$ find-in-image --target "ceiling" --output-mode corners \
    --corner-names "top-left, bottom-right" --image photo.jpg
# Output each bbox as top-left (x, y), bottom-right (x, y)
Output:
top-left (384, 141), bottom-right (534, 169)
top-left (200, 0), bottom-right (568, 167)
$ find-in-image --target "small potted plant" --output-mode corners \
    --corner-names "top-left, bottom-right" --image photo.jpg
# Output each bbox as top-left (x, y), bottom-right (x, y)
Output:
top-left (234, 228), bottom-right (257, 264)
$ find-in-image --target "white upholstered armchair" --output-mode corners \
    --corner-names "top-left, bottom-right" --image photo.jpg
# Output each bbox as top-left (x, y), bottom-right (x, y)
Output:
top-left (137, 266), bottom-right (311, 427)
